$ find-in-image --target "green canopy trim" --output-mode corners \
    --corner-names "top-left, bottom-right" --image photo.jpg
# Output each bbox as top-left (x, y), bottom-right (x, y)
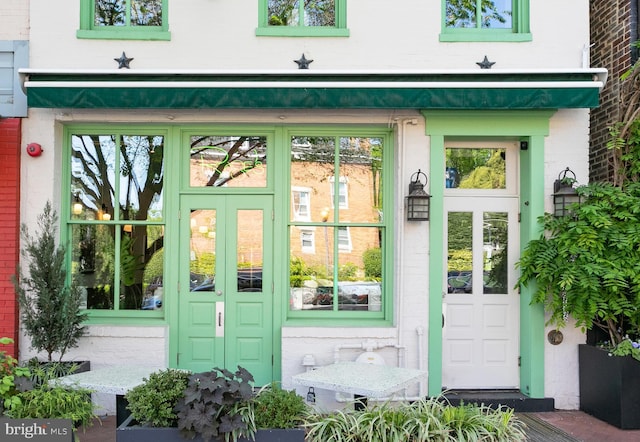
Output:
top-left (21, 70), bottom-right (606, 109)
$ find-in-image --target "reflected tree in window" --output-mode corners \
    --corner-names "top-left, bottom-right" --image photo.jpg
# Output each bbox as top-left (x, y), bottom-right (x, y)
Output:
top-left (446, 0), bottom-right (510, 29)
top-left (94, 0), bottom-right (162, 26)
top-left (71, 134), bottom-right (164, 310)
top-left (190, 136), bottom-right (267, 188)
top-left (268, 0), bottom-right (336, 26)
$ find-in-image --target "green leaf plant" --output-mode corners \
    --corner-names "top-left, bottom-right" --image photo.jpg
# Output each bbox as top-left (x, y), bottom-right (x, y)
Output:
top-left (0, 337), bottom-right (31, 415)
top-left (175, 366), bottom-right (256, 442)
top-left (303, 396), bottom-right (526, 442)
top-left (518, 51), bottom-right (640, 354)
top-left (517, 182), bottom-right (640, 349)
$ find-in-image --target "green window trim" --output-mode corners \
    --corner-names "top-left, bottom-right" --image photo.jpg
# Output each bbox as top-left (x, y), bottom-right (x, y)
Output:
top-left (64, 125), bottom-right (169, 320)
top-left (284, 127), bottom-right (393, 325)
top-left (256, 0), bottom-right (349, 37)
top-left (423, 109), bottom-right (551, 398)
top-left (78, 0), bottom-right (171, 41)
top-left (440, 0), bottom-right (531, 42)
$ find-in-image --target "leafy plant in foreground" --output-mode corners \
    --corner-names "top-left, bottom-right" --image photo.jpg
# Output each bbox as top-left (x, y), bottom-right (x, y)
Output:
top-left (0, 337), bottom-right (31, 414)
top-left (517, 182), bottom-right (640, 349)
top-left (303, 396), bottom-right (526, 442)
top-left (253, 383), bottom-right (308, 429)
top-left (175, 366), bottom-right (256, 442)
top-left (125, 368), bottom-right (190, 427)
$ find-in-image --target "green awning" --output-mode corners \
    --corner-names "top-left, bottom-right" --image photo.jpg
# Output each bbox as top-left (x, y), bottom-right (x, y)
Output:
top-left (20, 69), bottom-right (607, 110)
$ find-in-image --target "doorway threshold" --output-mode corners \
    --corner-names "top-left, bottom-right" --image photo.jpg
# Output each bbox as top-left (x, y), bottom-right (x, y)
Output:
top-left (438, 389), bottom-right (555, 412)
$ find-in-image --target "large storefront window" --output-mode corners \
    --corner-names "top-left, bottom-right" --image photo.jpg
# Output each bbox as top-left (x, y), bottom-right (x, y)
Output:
top-left (69, 132), bottom-right (165, 312)
top-left (288, 134), bottom-right (386, 316)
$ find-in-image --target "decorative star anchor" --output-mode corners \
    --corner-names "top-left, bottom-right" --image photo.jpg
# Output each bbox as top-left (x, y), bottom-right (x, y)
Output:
top-left (476, 55), bottom-right (495, 69)
top-left (114, 52), bottom-right (134, 69)
top-left (294, 54), bottom-right (313, 69)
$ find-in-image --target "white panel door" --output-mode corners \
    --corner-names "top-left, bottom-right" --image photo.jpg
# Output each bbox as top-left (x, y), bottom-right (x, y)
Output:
top-left (442, 196), bottom-right (520, 389)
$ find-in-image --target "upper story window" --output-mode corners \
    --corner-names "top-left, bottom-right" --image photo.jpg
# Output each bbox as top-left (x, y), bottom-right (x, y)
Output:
top-left (292, 187), bottom-right (312, 221)
top-left (441, 0), bottom-right (531, 42)
top-left (329, 176), bottom-right (348, 209)
top-left (257, 0), bottom-right (349, 37)
top-left (78, 0), bottom-right (170, 40)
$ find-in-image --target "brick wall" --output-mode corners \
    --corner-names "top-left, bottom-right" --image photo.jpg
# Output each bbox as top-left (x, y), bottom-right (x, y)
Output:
top-left (589, 0), bottom-right (636, 182)
top-left (0, 118), bottom-right (21, 357)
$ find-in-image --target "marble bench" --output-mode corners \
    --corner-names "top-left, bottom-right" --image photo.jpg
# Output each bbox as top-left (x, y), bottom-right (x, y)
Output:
top-left (54, 365), bottom-right (159, 426)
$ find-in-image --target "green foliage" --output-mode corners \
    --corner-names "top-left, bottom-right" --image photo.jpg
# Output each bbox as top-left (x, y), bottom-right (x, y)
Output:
top-left (337, 263), bottom-right (358, 281)
top-left (303, 397), bottom-right (526, 442)
top-left (363, 247), bottom-right (382, 280)
top-left (0, 338), bottom-right (31, 415)
top-left (7, 381), bottom-right (96, 428)
top-left (175, 366), bottom-right (256, 442)
top-left (445, 0), bottom-right (510, 28)
top-left (253, 383), bottom-right (308, 429)
top-left (610, 338), bottom-right (640, 362)
top-left (517, 182), bottom-right (640, 346)
top-left (125, 369), bottom-right (190, 427)
top-left (289, 256), bottom-right (308, 287)
top-left (12, 202), bottom-right (88, 362)
top-left (25, 358), bottom-right (85, 389)
top-left (191, 252), bottom-right (216, 278)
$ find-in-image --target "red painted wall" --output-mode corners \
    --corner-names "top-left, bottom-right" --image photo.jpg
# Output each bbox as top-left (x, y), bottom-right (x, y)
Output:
top-left (0, 118), bottom-right (21, 357)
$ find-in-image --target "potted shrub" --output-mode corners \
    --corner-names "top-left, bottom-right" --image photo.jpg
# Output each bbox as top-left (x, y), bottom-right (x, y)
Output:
top-left (117, 366), bottom-right (306, 442)
top-left (12, 201), bottom-right (89, 371)
top-left (252, 383), bottom-right (307, 441)
top-left (517, 181), bottom-right (640, 429)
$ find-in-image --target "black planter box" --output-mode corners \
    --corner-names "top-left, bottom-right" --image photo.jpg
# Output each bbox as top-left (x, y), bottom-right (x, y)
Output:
top-left (579, 344), bottom-right (640, 429)
top-left (116, 415), bottom-right (306, 442)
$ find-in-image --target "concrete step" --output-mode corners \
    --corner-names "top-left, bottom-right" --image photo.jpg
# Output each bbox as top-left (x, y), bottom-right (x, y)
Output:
top-left (439, 389), bottom-right (555, 412)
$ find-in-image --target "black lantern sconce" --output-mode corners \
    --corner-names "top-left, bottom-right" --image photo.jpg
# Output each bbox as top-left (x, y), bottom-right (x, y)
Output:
top-left (552, 167), bottom-right (581, 217)
top-left (406, 169), bottom-right (431, 221)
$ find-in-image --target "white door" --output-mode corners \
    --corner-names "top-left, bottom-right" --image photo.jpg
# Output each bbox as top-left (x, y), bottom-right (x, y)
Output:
top-left (443, 197), bottom-right (519, 388)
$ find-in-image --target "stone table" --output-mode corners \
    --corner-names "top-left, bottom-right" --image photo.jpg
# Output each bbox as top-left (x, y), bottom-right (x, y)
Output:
top-left (54, 365), bottom-right (160, 425)
top-left (292, 361), bottom-right (427, 409)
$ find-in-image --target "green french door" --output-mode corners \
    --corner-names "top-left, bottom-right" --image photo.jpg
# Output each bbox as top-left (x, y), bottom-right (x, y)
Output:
top-left (177, 194), bottom-right (274, 385)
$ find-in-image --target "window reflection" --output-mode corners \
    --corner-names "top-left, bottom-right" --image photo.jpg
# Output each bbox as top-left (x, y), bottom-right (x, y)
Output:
top-left (189, 209), bottom-right (216, 293)
top-left (237, 210), bottom-right (263, 293)
top-left (289, 135), bottom-right (384, 313)
top-left (70, 133), bottom-right (164, 311)
top-left (483, 212), bottom-right (508, 294)
top-left (190, 135), bottom-right (267, 188)
top-left (447, 212), bottom-right (473, 294)
top-left (445, 148), bottom-right (506, 189)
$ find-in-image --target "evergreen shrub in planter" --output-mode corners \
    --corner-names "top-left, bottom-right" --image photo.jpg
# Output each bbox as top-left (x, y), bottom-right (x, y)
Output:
top-left (13, 202), bottom-right (88, 364)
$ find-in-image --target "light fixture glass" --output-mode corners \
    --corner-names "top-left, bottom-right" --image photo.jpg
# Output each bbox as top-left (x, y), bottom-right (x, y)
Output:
top-left (101, 203), bottom-right (111, 221)
top-left (72, 194), bottom-right (83, 215)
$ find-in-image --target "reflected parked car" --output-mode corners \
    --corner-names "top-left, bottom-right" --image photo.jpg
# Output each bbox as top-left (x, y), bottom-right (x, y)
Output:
top-left (142, 269), bottom-right (263, 309)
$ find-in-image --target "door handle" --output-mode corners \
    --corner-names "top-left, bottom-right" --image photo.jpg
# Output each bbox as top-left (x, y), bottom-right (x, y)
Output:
top-left (215, 302), bottom-right (224, 337)
top-left (216, 290), bottom-right (223, 296)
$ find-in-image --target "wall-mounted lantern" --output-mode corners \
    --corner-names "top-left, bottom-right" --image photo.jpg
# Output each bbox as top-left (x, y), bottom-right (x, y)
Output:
top-left (406, 169), bottom-right (431, 221)
top-left (552, 167), bottom-right (581, 217)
